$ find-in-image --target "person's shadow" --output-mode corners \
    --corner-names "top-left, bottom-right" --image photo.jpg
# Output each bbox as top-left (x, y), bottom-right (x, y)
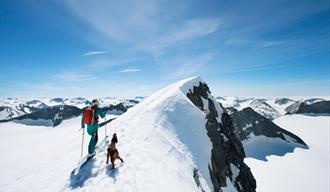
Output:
top-left (69, 158), bottom-right (97, 189)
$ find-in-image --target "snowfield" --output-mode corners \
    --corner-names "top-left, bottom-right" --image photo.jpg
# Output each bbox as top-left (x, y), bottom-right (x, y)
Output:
top-left (245, 114), bottom-right (330, 192)
top-left (1, 77), bottom-right (213, 192)
top-left (1, 76), bottom-right (329, 192)
top-left (242, 132), bottom-right (307, 161)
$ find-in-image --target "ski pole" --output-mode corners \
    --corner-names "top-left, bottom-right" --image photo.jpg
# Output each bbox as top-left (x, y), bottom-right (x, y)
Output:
top-left (80, 127), bottom-right (85, 159)
top-left (104, 116), bottom-right (107, 138)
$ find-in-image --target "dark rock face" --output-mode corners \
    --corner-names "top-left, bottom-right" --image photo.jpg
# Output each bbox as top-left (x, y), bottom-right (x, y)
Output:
top-left (230, 107), bottom-right (307, 160)
top-left (295, 101), bottom-right (330, 114)
top-left (0, 106), bottom-right (18, 120)
top-left (49, 98), bottom-right (65, 104)
top-left (193, 168), bottom-right (206, 192)
top-left (187, 82), bottom-right (256, 192)
top-left (225, 107), bottom-right (238, 115)
top-left (0, 104), bottom-right (46, 121)
top-left (14, 105), bottom-right (82, 127)
top-left (286, 100), bottom-right (329, 115)
top-left (103, 103), bottom-right (128, 114)
top-left (285, 101), bottom-right (301, 114)
top-left (128, 99), bottom-right (140, 104)
top-left (231, 107), bottom-right (306, 145)
top-left (274, 98), bottom-right (294, 105)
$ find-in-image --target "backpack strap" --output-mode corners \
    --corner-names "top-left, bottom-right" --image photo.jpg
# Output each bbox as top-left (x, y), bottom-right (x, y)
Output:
top-left (91, 109), bottom-right (95, 125)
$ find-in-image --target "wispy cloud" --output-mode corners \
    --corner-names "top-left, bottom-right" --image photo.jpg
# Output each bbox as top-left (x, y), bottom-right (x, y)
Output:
top-left (227, 64), bottom-right (288, 73)
top-left (87, 57), bottom-right (144, 69)
top-left (152, 18), bottom-right (221, 51)
top-left (161, 53), bottom-right (214, 80)
top-left (82, 51), bottom-right (107, 56)
top-left (65, 1), bottom-right (221, 53)
top-left (55, 71), bottom-right (97, 82)
top-left (65, 0), bottom-right (160, 42)
top-left (120, 68), bottom-right (141, 73)
top-left (224, 37), bottom-right (288, 48)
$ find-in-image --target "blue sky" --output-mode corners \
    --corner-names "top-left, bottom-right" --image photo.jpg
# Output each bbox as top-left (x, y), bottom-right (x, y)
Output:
top-left (1, 0), bottom-right (329, 99)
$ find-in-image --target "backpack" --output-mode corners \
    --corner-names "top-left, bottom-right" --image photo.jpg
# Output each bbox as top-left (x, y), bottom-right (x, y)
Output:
top-left (83, 107), bottom-right (99, 124)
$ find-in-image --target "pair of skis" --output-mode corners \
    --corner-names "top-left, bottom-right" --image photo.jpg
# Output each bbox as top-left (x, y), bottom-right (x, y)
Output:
top-left (71, 118), bottom-right (117, 175)
top-left (71, 136), bottom-right (109, 175)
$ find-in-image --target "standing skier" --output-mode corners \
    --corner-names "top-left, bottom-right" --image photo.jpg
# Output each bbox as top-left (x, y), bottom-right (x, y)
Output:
top-left (81, 99), bottom-right (106, 157)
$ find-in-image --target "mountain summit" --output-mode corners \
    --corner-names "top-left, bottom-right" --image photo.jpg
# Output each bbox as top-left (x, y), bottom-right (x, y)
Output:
top-left (69, 76), bottom-right (256, 192)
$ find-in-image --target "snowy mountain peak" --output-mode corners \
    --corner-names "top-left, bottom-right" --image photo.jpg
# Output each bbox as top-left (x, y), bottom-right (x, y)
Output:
top-left (25, 100), bottom-right (48, 109)
top-left (49, 98), bottom-right (65, 104)
top-left (95, 76), bottom-right (256, 192)
top-left (274, 97), bottom-right (294, 105)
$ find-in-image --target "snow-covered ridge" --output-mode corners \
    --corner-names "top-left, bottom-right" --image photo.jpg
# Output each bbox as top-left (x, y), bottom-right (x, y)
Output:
top-left (64, 76), bottom-right (254, 191)
top-left (73, 76), bottom-right (215, 191)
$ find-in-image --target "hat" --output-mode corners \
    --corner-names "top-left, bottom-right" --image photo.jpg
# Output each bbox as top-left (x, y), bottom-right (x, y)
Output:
top-left (92, 99), bottom-right (99, 106)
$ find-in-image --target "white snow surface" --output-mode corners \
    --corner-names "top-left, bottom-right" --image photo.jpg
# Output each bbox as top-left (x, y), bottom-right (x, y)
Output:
top-left (242, 132), bottom-right (306, 161)
top-left (245, 114), bottom-right (330, 192)
top-left (1, 76), bottom-right (214, 192)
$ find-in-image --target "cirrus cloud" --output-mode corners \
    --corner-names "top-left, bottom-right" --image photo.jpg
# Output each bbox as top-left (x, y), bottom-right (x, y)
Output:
top-left (82, 51), bottom-right (107, 56)
top-left (120, 68), bottom-right (141, 73)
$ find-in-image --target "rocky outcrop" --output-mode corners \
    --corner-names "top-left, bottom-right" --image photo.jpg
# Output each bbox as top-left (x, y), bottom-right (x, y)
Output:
top-left (231, 107), bottom-right (307, 145)
top-left (187, 82), bottom-right (256, 192)
top-left (230, 107), bottom-right (308, 160)
top-left (0, 106), bottom-right (21, 120)
top-left (225, 107), bottom-right (238, 115)
top-left (274, 98), bottom-right (294, 105)
top-left (103, 103), bottom-right (128, 113)
top-left (249, 99), bottom-right (279, 120)
top-left (295, 101), bottom-right (330, 114)
top-left (0, 104), bottom-right (47, 121)
top-left (13, 105), bottom-right (82, 127)
top-left (286, 100), bottom-right (329, 115)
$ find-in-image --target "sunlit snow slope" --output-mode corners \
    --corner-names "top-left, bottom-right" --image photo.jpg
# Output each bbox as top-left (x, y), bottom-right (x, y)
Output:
top-left (245, 114), bottom-right (330, 192)
top-left (1, 77), bottom-right (218, 192)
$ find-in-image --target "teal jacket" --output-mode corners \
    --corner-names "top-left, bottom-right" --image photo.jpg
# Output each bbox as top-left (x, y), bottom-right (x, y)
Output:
top-left (81, 107), bottom-right (106, 135)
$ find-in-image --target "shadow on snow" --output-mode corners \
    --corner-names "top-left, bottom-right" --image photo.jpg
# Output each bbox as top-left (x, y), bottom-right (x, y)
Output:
top-left (106, 162), bottom-right (124, 182)
top-left (68, 159), bottom-right (124, 189)
top-left (243, 140), bottom-right (309, 161)
top-left (69, 159), bottom-right (97, 189)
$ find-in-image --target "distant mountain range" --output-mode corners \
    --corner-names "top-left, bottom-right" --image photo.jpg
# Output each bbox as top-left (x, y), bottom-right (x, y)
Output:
top-left (217, 96), bottom-right (329, 119)
top-left (0, 97), bottom-right (145, 126)
top-left (1, 96), bottom-right (328, 127)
